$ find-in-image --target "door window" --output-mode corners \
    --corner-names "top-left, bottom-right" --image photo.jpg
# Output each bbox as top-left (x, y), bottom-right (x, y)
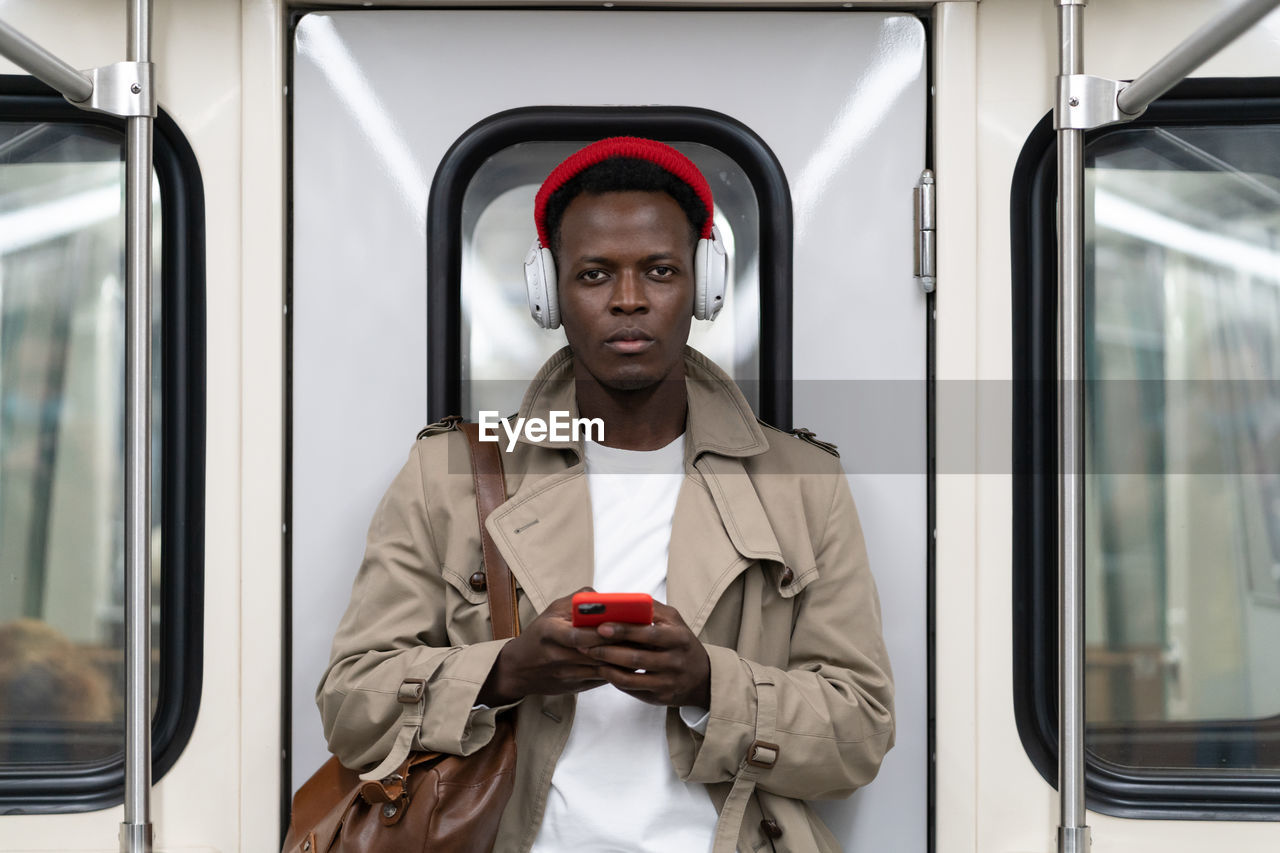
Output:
top-left (0, 81), bottom-right (205, 813)
top-left (424, 107), bottom-right (795, 427)
top-left (1013, 83), bottom-right (1280, 816)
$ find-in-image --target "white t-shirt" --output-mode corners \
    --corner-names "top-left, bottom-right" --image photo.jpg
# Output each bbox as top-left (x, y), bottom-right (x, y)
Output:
top-left (530, 435), bottom-right (719, 853)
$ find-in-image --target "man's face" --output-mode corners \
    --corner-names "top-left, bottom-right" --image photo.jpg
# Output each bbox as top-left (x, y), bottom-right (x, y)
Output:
top-left (556, 190), bottom-right (696, 391)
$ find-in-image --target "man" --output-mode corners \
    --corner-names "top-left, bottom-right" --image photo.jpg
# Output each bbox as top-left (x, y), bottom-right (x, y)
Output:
top-left (318, 138), bottom-right (894, 852)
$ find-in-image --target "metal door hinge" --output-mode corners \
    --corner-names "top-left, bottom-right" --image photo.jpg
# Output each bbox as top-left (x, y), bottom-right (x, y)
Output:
top-left (913, 169), bottom-right (935, 294)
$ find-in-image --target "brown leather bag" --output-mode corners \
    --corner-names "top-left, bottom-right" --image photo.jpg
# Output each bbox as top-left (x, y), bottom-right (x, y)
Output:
top-left (283, 421), bottom-right (519, 853)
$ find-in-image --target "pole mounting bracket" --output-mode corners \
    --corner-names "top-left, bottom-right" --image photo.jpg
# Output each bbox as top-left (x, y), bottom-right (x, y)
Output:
top-left (1054, 74), bottom-right (1141, 131)
top-left (70, 61), bottom-right (156, 118)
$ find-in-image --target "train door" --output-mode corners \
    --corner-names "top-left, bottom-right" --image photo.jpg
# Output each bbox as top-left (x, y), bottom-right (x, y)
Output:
top-left (290, 10), bottom-right (927, 850)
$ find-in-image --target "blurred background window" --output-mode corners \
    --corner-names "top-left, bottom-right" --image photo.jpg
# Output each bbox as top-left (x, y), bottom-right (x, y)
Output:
top-left (0, 119), bottom-right (162, 765)
top-left (1083, 123), bottom-right (1280, 772)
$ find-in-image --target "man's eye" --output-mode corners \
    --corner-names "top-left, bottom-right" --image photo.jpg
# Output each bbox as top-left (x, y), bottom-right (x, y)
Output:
top-left (650, 266), bottom-right (676, 278)
top-left (579, 269), bottom-right (609, 282)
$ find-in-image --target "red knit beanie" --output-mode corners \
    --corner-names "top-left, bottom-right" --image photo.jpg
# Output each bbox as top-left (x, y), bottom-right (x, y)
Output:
top-left (534, 137), bottom-right (715, 247)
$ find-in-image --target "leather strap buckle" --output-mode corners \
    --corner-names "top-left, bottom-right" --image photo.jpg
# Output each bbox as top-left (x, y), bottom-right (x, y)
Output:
top-left (747, 740), bottom-right (779, 769)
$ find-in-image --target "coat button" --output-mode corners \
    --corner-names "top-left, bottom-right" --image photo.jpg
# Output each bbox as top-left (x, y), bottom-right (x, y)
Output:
top-left (760, 818), bottom-right (783, 839)
top-left (469, 571), bottom-right (487, 591)
top-left (779, 566), bottom-right (794, 587)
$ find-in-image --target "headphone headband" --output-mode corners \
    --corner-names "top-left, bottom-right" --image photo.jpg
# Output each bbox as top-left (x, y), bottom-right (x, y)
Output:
top-left (533, 137), bottom-right (715, 247)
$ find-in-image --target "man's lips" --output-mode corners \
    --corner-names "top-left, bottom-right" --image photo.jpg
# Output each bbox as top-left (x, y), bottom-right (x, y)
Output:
top-left (604, 329), bottom-right (655, 354)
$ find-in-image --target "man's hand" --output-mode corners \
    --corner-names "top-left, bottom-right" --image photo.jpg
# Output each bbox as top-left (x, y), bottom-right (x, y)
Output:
top-left (577, 602), bottom-right (711, 708)
top-left (477, 589), bottom-right (608, 705)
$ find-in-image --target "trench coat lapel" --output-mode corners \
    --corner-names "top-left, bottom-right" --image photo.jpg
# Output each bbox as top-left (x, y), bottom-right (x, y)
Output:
top-left (486, 456), bottom-right (785, 634)
top-left (481, 347), bottom-right (591, 612)
top-left (480, 344), bottom-right (782, 624)
top-left (667, 454), bottom-right (784, 636)
top-left (484, 469), bottom-right (593, 614)
top-left (665, 347), bottom-right (782, 634)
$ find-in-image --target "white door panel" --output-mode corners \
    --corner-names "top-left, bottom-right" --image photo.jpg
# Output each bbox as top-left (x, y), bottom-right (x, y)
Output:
top-left (292, 11), bottom-right (926, 851)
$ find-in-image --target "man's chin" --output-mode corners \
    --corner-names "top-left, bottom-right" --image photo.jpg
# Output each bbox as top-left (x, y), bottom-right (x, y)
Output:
top-left (600, 372), bottom-right (662, 392)
top-left (571, 348), bottom-right (685, 393)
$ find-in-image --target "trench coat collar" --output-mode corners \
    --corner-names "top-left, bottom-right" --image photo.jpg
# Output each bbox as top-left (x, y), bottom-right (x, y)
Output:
top-left (510, 345), bottom-right (770, 462)
top-left (485, 347), bottom-right (780, 631)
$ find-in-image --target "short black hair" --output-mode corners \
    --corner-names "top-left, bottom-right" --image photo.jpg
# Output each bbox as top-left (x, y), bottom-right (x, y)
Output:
top-left (543, 157), bottom-right (710, 256)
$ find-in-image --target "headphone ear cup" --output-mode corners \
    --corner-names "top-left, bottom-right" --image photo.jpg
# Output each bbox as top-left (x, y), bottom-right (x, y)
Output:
top-left (523, 240), bottom-right (560, 329)
top-left (540, 248), bottom-right (560, 329)
top-left (694, 225), bottom-right (728, 321)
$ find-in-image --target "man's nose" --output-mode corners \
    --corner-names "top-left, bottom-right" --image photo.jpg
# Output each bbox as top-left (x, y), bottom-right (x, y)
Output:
top-left (610, 269), bottom-right (648, 313)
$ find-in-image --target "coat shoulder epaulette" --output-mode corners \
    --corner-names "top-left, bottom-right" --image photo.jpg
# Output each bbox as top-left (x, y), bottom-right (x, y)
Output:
top-left (757, 419), bottom-right (840, 458)
top-left (416, 414), bottom-right (463, 440)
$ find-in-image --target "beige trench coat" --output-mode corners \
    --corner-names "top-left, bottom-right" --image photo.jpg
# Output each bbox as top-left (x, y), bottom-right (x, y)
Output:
top-left (318, 347), bottom-right (894, 853)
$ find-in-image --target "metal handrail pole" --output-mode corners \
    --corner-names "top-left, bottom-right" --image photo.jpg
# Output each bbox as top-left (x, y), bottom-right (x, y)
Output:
top-left (0, 19), bottom-right (92, 101)
top-left (121, 0), bottom-right (154, 850)
top-left (1117, 0), bottom-right (1280, 115)
top-left (1056, 2), bottom-right (1089, 853)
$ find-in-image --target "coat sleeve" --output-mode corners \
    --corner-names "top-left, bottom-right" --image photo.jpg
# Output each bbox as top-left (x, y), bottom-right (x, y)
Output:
top-left (315, 440), bottom-right (517, 771)
top-left (672, 470), bottom-right (895, 799)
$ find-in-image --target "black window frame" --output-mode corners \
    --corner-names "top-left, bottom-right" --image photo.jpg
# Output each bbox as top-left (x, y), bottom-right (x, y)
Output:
top-left (0, 76), bottom-right (205, 814)
top-left (425, 105), bottom-right (794, 429)
top-left (1012, 77), bottom-right (1280, 819)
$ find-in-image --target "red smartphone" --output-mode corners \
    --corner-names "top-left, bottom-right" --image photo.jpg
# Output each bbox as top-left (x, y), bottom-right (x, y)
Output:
top-left (571, 592), bottom-right (654, 627)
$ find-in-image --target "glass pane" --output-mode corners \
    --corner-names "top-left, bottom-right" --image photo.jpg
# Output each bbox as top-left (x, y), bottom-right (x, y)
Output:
top-left (0, 121), bottom-right (162, 764)
top-left (460, 140), bottom-right (760, 419)
top-left (1084, 124), bottom-right (1280, 771)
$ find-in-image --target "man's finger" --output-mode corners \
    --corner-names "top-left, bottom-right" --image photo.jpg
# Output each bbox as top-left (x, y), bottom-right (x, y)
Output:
top-left (596, 621), bottom-right (664, 645)
top-left (559, 626), bottom-right (613, 649)
top-left (587, 644), bottom-right (665, 672)
top-left (566, 678), bottom-right (608, 694)
top-left (598, 666), bottom-right (659, 694)
top-left (557, 662), bottom-right (605, 678)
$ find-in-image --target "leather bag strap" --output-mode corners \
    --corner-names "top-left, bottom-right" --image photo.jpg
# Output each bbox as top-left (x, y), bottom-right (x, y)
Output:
top-left (358, 423), bottom-right (517, 784)
top-left (461, 422), bottom-right (520, 640)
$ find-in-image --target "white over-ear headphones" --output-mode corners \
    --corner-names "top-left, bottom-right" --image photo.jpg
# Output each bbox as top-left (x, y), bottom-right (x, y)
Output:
top-left (522, 224), bottom-right (728, 330)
